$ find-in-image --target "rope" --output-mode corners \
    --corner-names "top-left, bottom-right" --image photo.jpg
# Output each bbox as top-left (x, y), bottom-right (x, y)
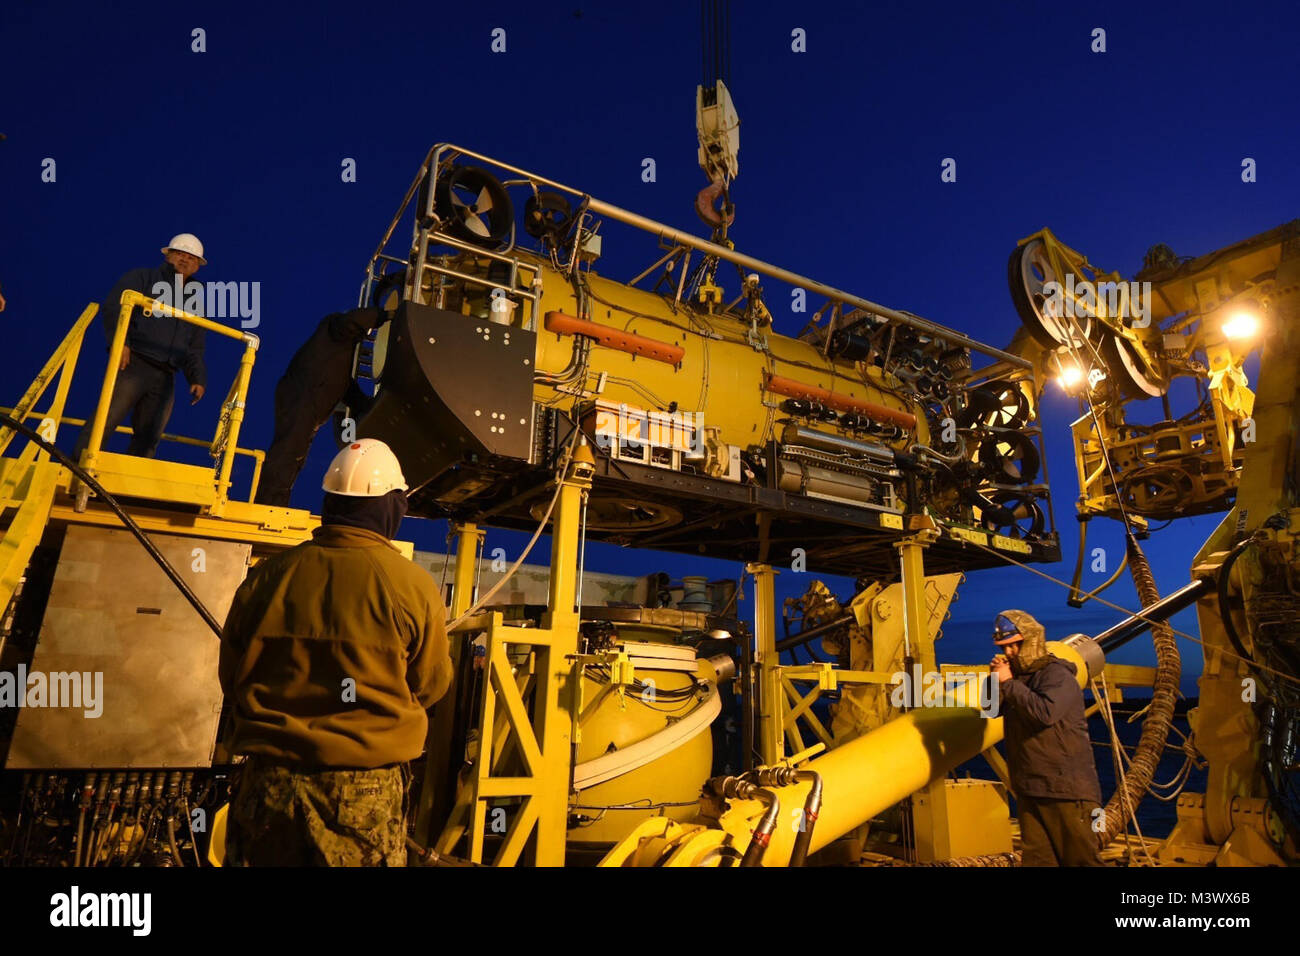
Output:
top-left (1092, 674), bottom-right (1158, 865)
top-left (1094, 533), bottom-right (1180, 843)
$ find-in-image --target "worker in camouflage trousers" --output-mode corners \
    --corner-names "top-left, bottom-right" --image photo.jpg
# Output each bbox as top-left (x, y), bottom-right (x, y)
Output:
top-left (227, 763), bottom-right (408, 866)
top-left (990, 609), bottom-right (1106, 867)
top-left (220, 439), bottom-right (453, 866)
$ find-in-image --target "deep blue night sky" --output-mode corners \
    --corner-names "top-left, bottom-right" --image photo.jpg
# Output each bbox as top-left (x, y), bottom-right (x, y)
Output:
top-left (4, 1), bottom-right (1297, 691)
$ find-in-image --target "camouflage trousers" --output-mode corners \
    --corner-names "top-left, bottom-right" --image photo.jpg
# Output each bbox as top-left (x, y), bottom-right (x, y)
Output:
top-left (226, 758), bottom-right (409, 866)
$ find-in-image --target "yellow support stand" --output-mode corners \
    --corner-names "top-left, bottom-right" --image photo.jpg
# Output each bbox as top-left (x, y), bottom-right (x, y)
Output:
top-left (749, 562), bottom-right (782, 765)
top-left (414, 522), bottom-right (483, 845)
top-left (893, 526), bottom-right (957, 862)
top-left (436, 441), bottom-right (594, 865)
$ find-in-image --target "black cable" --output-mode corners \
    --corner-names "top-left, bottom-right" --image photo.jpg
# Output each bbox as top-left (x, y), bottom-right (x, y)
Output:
top-left (0, 412), bottom-right (223, 637)
top-left (1217, 536), bottom-right (1258, 672)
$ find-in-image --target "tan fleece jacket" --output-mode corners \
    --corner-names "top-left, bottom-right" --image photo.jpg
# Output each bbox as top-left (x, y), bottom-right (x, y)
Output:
top-left (219, 524), bottom-right (453, 768)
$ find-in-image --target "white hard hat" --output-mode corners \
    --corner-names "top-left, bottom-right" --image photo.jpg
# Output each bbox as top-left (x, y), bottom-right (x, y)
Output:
top-left (161, 233), bottom-right (207, 265)
top-left (322, 439), bottom-right (409, 497)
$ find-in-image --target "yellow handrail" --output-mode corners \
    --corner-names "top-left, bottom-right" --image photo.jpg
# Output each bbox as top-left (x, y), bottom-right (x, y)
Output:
top-left (84, 290), bottom-right (261, 505)
top-left (0, 408), bottom-right (266, 503)
top-left (0, 304), bottom-right (97, 459)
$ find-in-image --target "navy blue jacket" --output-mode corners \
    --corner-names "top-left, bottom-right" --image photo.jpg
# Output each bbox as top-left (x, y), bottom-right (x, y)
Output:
top-left (102, 262), bottom-right (207, 388)
top-left (998, 657), bottom-right (1102, 803)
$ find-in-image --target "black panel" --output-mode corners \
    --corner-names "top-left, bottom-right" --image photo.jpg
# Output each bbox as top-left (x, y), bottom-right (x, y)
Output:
top-left (358, 302), bottom-right (535, 496)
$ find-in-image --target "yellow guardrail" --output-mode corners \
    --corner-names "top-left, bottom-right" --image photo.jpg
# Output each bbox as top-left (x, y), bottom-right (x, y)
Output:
top-left (84, 289), bottom-right (262, 505)
top-left (1, 291), bottom-right (265, 507)
top-left (0, 408), bottom-right (265, 503)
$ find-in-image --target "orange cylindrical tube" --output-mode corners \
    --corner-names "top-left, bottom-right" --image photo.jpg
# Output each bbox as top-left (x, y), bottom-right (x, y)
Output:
top-left (763, 371), bottom-right (917, 429)
top-left (544, 311), bottom-right (686, 366)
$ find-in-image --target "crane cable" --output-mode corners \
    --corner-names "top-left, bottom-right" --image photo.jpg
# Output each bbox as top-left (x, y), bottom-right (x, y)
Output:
top-left (701, 0), bottom-right (730, 91)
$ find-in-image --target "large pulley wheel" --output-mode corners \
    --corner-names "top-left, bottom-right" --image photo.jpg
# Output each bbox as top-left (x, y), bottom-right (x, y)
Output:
top-left (1008, 238), bottom-right (1093, 349)
top-left (1120, 465), bottom-right (1194, 519)
top-left (1101, 330), bottom-right (1167, 399)
top-left (434, 165), bottom-right (514, 248)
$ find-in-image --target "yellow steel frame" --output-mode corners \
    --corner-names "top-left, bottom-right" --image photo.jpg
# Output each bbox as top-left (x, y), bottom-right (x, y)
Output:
top-left (414, 522), bottom-right (483, 844)
top-left (0, 296), bottom-right (290, 641)
top-left (751, 524), bottom-right (1037, 862)
top-left (434, 445), bottom-right (593, 865)
top-left (0, 306), bottom-right (100, 624)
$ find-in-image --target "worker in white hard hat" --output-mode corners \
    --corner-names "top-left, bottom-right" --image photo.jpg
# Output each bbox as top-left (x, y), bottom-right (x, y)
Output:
top-left (219, 438), bottom-right (453, 866)
top-left (73, 233), bottom-right (209, 459)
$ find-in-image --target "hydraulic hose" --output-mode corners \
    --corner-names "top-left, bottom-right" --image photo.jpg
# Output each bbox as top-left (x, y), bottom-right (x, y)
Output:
top-left (747, 767), bottom-right (824, 866)
top-left (775, 613), bottom-right (854, 654)
top-left (0, 412), bottom-right (222, 638)
top-left (790, 771), bottom-right (823, 867)
top-left (166, 814), bottom-right (184, 866)
top-left (405, 835), bottom-right (478, 867)
top-left (712, 775), bottom-right (780, 867)
top-left (1216, 536), bottom-right (1257, 670)
top-left (1097, 531), bottom-right (1181, 845)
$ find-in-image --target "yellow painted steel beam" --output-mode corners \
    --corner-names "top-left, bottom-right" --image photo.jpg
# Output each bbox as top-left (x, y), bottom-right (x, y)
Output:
top-left (531, 443), bottom-right (592, 865)
top-left (451, 523), bottom-right (483, 615)
top-left (45, 500), bottom-right (315, 549)
top-left (0, 461), bottom-right (59, 643)
top-left (453, 444), bottom-right (595, 865)
top-left (896, 529), bottom-right (939, 678)
top-left (0, 304), bottom-right (96, 456)
top-left (1102, 663), bottom-right (1158, 687)
top-left (416, 523), bottom-right (485, 846)
top-left (749, 562), bottom-right (781, 765)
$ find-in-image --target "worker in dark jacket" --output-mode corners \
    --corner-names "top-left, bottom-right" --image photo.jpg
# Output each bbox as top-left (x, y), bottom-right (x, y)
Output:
top-left (254, 306), bottom-right (391, 507)
top-left (991, 609), bottom-right (1105, 866)
top-left (220, 438), bottom-right (453, 866)
top-left (73, 234), bottom-right (208, 459)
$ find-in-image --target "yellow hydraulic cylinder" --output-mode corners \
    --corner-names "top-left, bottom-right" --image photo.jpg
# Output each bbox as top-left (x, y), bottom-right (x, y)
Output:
top-left (716, 641), bottom-right (1090, 864)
